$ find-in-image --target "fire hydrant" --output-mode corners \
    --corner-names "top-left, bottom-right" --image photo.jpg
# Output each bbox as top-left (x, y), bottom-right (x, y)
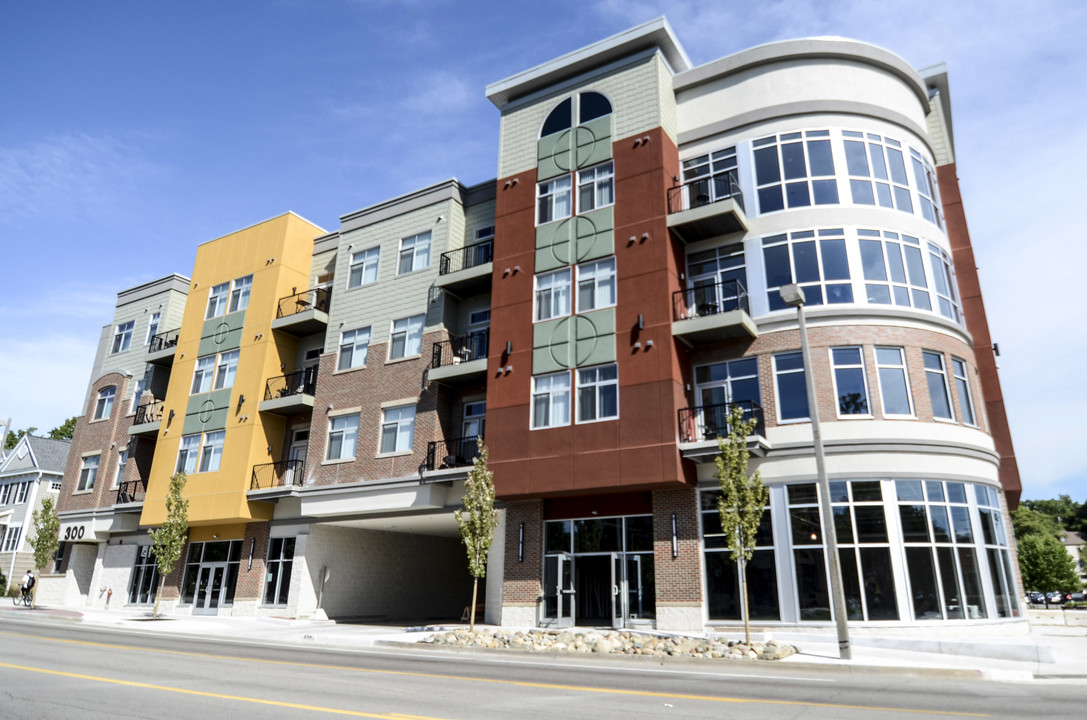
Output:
top-left (106, 587), bottom-right (113, 609)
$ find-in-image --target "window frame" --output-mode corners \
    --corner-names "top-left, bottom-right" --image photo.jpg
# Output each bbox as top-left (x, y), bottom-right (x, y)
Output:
top-left (205, 282), bottom-right (229, 319)
top-left (198, 430), bottom-right (225, 473)
top-left (532, 371), bottom-right (571, 429)
top-left (77, 454), bottom-right (100, 492)
top-left (325, 414), bottom-right (359, 462)
top-left (348, 246), bottom-right (380, 288)
top-left (397, 232), bottom-right (431, 275)
top-left (843, 131), bottom-right (913, 213)
top-left (772, 352), bottom-right (810, 423)
top-left (228, 275), bottom-right (253, 313)
top-left (191, 355), bottom-right (215, 395)
top-left (93, 386), bottom-right (116, 420)
top-left (874, 346), bottom-right (915, 418)
top-left (753, 130), bottom-right (839, 214)
top-left (576, 257), bottom-right (616, 312)
top-left (145, 311), bottom-right (160, 345)
top-left (379, 405), bottom-right (416, 455)
top-left (176, 434), bottom-right (200, 474)
top-left (951, 357), bottom-right (977, 427)
top-left (762, 229), bottom-right (853, 311)
top-left (388, 315), bottom-right (424, 360)
top-left (213, 349), bottom-right (239, 391)
top-left (111, 320), bottom-right (134, 354)
top-left (113, 449), bottom-right (128, 488)
top-left (576, 364), bottom-right (619, 424)
top-left (576, 160), bottom-right (614, 213)
top-left (534, 268), bottom-right (572, 322)
top-left (537, 175), bottom-right (572, 225)
top-left (338, 326), bottom-right (371, 371)
top-left (923, 351), bottom-right (955, 422)
top-left (829, 346), bottom-right (871, 418)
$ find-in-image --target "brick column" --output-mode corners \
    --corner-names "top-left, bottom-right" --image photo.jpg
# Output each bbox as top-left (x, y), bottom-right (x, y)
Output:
top-left (500, 499), bottom-right (542, 626)
top-left (653, 487), bottom-right (704, 630)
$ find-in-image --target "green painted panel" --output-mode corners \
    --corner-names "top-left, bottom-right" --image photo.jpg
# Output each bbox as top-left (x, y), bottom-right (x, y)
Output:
top-left (574, 116), bottom-right (613, 169)
top-left (537, 129), bottom-right (573, 182)
top-left (198, 310), bottom-right (246, 357)
top-left (532, 316), bottom-right (571, 375)
top-left (182, 388), bottom-right (233, 435)
top-left (573, 209), bottom-right (614, 263)
top-left (574, 309), bottom-right (616, 367)
top-left (535, 218), bottom-right (572, 272)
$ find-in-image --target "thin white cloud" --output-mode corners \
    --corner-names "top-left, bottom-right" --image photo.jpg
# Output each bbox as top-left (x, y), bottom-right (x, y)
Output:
top-left (0, 335), bottom-right (97, 430)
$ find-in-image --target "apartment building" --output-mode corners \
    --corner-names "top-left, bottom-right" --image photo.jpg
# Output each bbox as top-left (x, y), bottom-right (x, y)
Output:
top-left (47, 18), bottom-right (1024, 631)
top-left (1, 434), bottom-right (69, 588)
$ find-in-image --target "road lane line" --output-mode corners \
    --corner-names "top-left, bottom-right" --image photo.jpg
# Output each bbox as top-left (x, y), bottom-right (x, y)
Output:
top-left (0, 631), bottom-right (987, 717)
top-left (0, 661), bottom-right (450, 719)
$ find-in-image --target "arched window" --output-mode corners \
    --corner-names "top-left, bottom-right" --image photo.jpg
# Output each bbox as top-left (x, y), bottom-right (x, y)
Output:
top-left (540, 92), bottom-right (613, 138)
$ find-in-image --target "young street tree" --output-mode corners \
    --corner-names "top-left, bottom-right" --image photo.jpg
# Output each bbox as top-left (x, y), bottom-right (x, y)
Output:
top-left (454, 444), bottom-right (499, 631)
top-left (715, 404), bottom-right (768, 647)
top-left (27, 496), bottom-right (61, 608)
top-left (149, 472), bottom-right (189, 619)
top-left (1017, 534), bottom-right (1082, 596)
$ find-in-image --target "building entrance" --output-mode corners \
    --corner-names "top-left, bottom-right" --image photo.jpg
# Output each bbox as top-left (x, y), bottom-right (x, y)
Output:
top-left (192, 562), bottom-right (228, 615)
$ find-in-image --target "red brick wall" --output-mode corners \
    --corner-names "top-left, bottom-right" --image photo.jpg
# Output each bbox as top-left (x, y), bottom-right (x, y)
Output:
top-left (652, 487), bottom-right (703, 603)
top-left (502, 500), bottom-right (543, 604)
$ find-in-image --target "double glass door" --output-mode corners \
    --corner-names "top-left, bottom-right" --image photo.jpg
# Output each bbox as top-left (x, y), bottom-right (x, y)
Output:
top-left (193, 562), bottom-right (228, 615)
top-left (542, 551), bottom-right (654, 629)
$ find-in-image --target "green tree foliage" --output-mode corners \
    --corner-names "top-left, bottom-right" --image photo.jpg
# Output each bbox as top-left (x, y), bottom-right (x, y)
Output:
top-left (1022, 495), bottom-right (1084, 532)
top-left (1017, 534), bottom-right (1081, 594)
top-left (1011, 506), bottom-right (1065, 541)
top-left (454, 444), bottom-right (498, 631)
top-left (4, 427), bottom-right (37, 450)
top-left (27, 496), bottom-right (61, 608)
top-left (48, 416), bottom-right (78, 441)
top-left (715, 405), bottom-right (768, 647)
top-left (149, 472), bottom-right (189, 619)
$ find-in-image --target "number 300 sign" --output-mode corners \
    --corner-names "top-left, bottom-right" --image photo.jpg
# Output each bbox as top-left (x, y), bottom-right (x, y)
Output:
top-left (62, 526), bottom-right (86, 540)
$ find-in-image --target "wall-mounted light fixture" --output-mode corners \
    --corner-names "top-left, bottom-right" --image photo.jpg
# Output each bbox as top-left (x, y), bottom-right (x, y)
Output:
top-left (505, 340), bottom-right (513, 355)
top-left (167, 409), bottom-right (175, 425)
top-left (518, 523), bottom-right (524, 562)
top-left (248, 538), bottom-right (255, 571)
top-left (671, 513), bottom-right (678, 559)
top-left (637, 314), bottom-right (644, 330)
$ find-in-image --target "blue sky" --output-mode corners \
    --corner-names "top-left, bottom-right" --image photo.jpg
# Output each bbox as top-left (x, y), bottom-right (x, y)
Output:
top-left (2, 0), bottom-right (1084, 502)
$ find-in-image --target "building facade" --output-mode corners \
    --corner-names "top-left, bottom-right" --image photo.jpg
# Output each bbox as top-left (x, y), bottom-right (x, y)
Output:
top-left (1, 434), bottom-right (69, 589)
top-left (47, 19), bottom-right (1024, 631)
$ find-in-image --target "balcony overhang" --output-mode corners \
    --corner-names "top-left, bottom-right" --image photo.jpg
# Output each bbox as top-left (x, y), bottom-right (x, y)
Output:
top-left (146, 346), bottom-right (176, 366)
top-left (57, 508), bottom-right (140, 542)
top-left (272, 308), bottom-right (329, 337)
top-left (672, 309), bottom-right (758, 343)
top-left (667, 198), bottom-right (747, 243)
top-left (259, 393), bottom-right (315, 416)
top-left (127, 420), bottom-right (160, 438)
top-left (679, 436), bottom-right (769, 463)
top-left (427, 357), bottom-right (488, 385)
top-left (435, 262), bottom-right (493, 297)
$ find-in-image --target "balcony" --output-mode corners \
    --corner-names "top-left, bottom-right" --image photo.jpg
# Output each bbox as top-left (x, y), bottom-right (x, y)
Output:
top-left (426, 329), bottom-right (489, 385)
top-left (421, 435), bottom-right (483, 475)
top-left (435, 240), bottom-right (493, 297)
top-left (672, 279), bottom-right (757, 342)
top-left (677, 401), bottom-right (767, 462)
top-left (146, 329), bottom-right (180, 365)
top-left (271, 287), bottom-right (331, 337)
top-left (667, 172), bottom-right (748, 243)
top-left (258, 368), bottom-right (318, 416)
top-left (251, 459), bottom-right (305, 492)
top-left (129, 400), bottom-right (164, 437)
top-left (115, 479), bottom-right (147, 506)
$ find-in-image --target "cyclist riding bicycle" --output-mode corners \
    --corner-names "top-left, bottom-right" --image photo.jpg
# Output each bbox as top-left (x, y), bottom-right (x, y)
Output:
top-left (20, 570), bottom-right (34, 602)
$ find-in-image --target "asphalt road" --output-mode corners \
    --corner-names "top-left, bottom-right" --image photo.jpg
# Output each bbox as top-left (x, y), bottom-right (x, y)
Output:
top-left (0, 616), bottom-right (1081, 719)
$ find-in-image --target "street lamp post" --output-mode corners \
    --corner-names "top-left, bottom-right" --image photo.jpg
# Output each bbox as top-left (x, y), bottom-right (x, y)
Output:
top-left (779, 284), bottom-right (852, 660)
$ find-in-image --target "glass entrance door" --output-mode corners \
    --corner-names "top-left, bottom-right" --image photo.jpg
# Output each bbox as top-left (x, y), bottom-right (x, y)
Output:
top-left (542, 553), bottom-right (574, 628)
top-left (193, 562), bottom-right (227, 615)
top-left (610, 553), bottom-right (623, 628)
top-left (284, 429), bottom-right (308, 486)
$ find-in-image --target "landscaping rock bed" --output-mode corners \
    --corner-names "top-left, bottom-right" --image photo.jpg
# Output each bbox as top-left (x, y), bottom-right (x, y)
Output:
top-left (420, 628), bottom-right (798, 660)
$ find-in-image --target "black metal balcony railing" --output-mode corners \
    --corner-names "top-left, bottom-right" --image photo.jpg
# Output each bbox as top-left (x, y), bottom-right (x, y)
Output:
top-left (667, 171), bottom-right (744, 215)
top-left (431, 328), bottom-right (489, 368)
top-left (439, 239), bottom-right (493, 276)
top-left (251, 459), bottom-right (306, 490)
top-left (264, 367), bottom-right (318, 401)
top-left (423, 435), bottom-right (483, 472)
top-left (133, 399), bottom-right (164, 425)
top-left (672, 278), bottom-right (749, 322)
top-left (115, 479), bottom-right (147, 505)
top-left (678, 401), bottom-right (765, 443)
top-left (148, 328), bottom-right (180, 354)
top-left (277, 287), bottom-right (331, 319)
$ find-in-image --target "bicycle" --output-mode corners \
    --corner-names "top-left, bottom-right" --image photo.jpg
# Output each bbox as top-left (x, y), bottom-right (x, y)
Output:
top-left (12, 590), bottom-right (31, 607)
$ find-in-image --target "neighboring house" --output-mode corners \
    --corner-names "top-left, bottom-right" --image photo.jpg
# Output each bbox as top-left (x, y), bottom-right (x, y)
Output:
top-left (52, 19), bottom-right (1025, 631)
top-left (0, 434), bottom-right (70, 587)
top-left (1063, 531), bottom-right (1087, 586)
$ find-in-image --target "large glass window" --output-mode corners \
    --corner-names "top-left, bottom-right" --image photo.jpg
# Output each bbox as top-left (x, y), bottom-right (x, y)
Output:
top-left (213, 350), bottom-right (239, 391)
top-left (532, 372), bottom-right (570, 429)
top-left (927, 243), bottom-right (963, 325)
top-left (380, 405), bottom-right (415, 454)
top-left (176, 434), bottom-right (200, 474)
top-left (535, 268), bottom-right (572, 321)
top-left (687, 244), bottom-right (746, 316)
top-left (858, 230), bottom-right (932, 310)
top-left (338, 327), bottom-right (371, 371)
top-left (577, 161), bottom-right (614, 212)
top-left (398, 232), bottom-right (431, 275)
top-left (910, 148), bottom-right (943, 227)
top-left (829, 481), bottom-right (898, 621)
top-left (191, 355), bottom-right (215, 394)
top-left (93, 386), bottom-right (115, 420)
top-left (951, 358), bottom-right (977, 426)
top-left (692, 357), bottom-right (760, 441)
top-left (348, 246), bottom-right (380, 287)
top-left (680, 146), bottom-right (740, 210)
top-left (389, 315), bottom-right (424, 359)
top-left (787, 484), bottom-right (831, 621)
top-left (754, 130), bottom-right (838, 213)
top-left (77, 455), bottom-right (100, 491)
top-left (206, 282), bottom-right (229, 319)
top-left (831, 347), bottom-right (870, 417)
top-left (228, 275), bottom-right (252, 313)
top-left (702, 491), bottom-right (779, 621)
top-left (763, 229), bottom-right (852, 310)
top-left (537, 175), bottom-right (572, 224)
top-left (127, 545), bottom-right (159, 605)
top-left (111, 321), bottom-right (134, 354)
top-left (975, 485), bottom-right (1019, 618)
top-left (576, 257), bottom-right (616, 312)
top-left (145, 311), bottom-right (160, 345)
top-left (773, 352), bottom-right (809, 422)
top-left (576, 364), bottom-right (618, 423)
top-left (923, 351), bottom-right (954, 421)
top-left (875, 347), bottom-right (913, 417)
top-left (326, 414), bottom-right (359, 461)
top-left (264, 538), bottom-right (295, 606)
top-left (198, 430), bottom-right (225, 473)
top-left (843, 131), bottom-right (913, 212)
top-left (540, 92), bottom-right (612, 138)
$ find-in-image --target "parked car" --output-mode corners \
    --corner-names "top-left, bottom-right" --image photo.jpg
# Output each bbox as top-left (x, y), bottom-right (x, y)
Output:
top-left (1028, 591), bottom-right (1046, 604)
top-left (1069, 592), bottom-right (1085, 603)
top-left (1046, 591), bottom-right (1066, 604)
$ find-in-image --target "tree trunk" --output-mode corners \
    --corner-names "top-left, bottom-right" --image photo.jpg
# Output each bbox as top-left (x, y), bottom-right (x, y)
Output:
top-left (469, 577), bottom-right (479, 632)
top-left (152, 575), bottom-right (165, 620)
top-left (740, 556), bottom-right (751, 647)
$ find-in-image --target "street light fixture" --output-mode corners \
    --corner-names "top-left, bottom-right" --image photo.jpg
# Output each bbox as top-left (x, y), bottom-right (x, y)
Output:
top-left (779, 283), bottom-right (852, 661)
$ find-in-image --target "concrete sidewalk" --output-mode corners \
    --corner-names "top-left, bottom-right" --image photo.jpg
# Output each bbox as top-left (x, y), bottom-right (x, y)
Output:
top-left (4, 603), bottom-right (1085, 682)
